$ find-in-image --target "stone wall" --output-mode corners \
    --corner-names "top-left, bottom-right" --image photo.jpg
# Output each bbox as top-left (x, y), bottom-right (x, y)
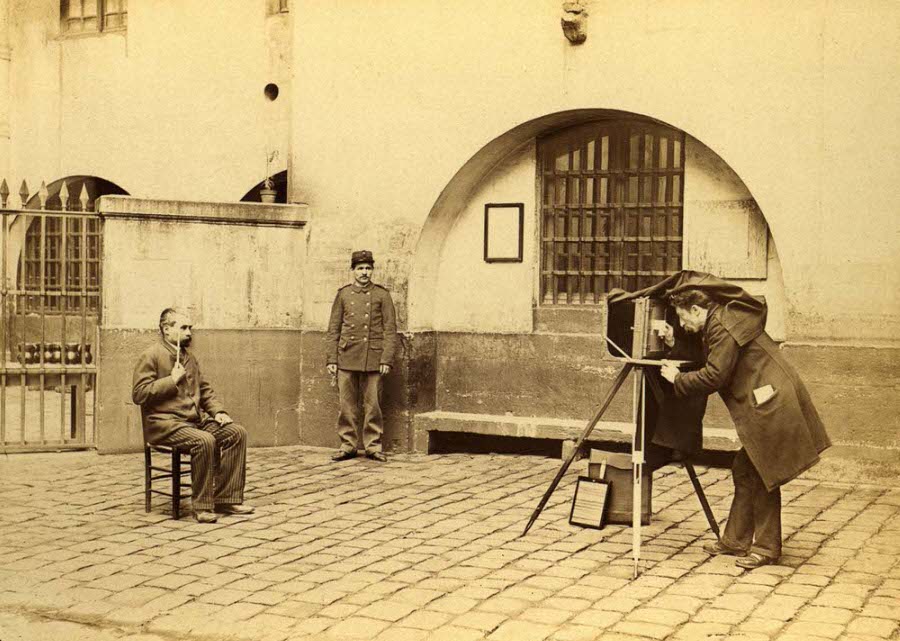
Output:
top-left (96, 196), bottom-right (308, 453)
top-left (5, 0), bottom-right (291, 202)
top-left (292, 1), bottom-right (900, 345)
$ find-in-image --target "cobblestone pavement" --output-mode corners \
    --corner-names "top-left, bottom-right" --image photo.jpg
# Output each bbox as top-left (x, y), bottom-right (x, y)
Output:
top-left (0, 447), bottom-right (898, 641)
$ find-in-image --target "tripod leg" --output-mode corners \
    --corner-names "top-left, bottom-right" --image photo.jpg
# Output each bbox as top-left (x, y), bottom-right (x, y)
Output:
top-left (522, 363), bottom-right (634, 536)
top-left (685, 460), bottom-right (720, 540)
top-left (632, 369), bottom-right (646, 579)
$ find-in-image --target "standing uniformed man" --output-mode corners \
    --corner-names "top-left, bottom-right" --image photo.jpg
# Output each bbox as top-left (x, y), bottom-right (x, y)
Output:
top-left (326, 250), bottom-right (399, 462)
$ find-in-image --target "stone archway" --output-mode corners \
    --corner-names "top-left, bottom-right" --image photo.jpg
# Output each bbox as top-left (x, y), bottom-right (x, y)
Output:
top-left (408, 108), bottom-right (787, 338)
top-left (9, 176), bottom-right (129, 292)
top-left (405, 108), bottom-right (789, 452)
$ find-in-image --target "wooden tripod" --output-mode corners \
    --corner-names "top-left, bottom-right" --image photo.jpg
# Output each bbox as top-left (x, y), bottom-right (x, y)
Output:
top-left (522, 360), bottom-right (721, 579)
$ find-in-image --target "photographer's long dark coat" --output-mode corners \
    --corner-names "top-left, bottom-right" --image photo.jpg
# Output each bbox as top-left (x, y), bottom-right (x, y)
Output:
top-left (610, 271), bottom-right (830, 490)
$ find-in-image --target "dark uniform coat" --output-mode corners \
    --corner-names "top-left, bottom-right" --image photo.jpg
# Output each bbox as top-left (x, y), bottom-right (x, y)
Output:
top-left (132, 340), bottom-right (226, 444)
top-left (327, 282), bottom-right (399, 372)
top-left (612, 271), bottom-right (830, 491)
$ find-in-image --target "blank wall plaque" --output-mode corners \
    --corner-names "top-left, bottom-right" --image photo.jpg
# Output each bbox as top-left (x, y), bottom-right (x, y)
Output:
top-left (569, 476), bottom-right (611, 530)
top-left (484, 203), bottom-right (524, 263)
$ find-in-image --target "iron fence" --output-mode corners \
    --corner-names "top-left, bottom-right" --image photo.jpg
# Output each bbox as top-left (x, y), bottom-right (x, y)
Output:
top-left (0, 179), bottom-right (100, 452)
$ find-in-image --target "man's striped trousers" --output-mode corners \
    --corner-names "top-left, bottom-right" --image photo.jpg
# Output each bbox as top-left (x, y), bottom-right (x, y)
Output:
top-left (160, 419), bottom-right (247, 511)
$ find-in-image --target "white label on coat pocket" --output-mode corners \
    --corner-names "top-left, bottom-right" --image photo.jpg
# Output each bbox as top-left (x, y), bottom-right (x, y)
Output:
top-left (753, 384), bottom-right (776, 405)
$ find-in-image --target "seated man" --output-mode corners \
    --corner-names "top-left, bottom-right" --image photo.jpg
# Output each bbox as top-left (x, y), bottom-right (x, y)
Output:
top-left (133, 308), bottom-right (254, 523)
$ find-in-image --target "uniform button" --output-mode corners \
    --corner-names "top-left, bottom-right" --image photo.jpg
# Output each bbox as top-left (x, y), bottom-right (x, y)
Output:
top-left (365, 292), bottom-right (370, 296)
top-left (364, 325), bottom-right (368, 328)
top-left (364, 338), bottom-right (368, 341)
top-left (366, 303), bottom-right (370, 307)
top-left (351, 324), bottom-right (355, 328)
top-left (365, 313), bottom-right (369, 318)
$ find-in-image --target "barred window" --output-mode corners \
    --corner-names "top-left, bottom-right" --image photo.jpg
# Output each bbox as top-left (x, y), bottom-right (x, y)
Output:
top-left (539, 119), bottom-right (685, 304)
top-left (19, 217), bottom-right (101, 314)
top-left (61, 0), bottom-right (127, 35)
top-left (16, 174), bottom-right (119, 316)
top-left (268, 0), bottom-right (289, 15)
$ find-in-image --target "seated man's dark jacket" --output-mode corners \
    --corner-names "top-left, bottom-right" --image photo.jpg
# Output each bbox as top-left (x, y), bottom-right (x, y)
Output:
top-left (132, 340), bottom-right (226, 444)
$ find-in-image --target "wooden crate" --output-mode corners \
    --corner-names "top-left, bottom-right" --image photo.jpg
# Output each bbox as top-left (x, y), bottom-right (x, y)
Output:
top-left (588, 449), bottom-right (652, 525)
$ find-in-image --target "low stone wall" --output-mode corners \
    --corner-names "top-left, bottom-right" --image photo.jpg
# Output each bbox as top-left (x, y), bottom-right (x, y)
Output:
top-left (98, 328), bottom-right (302, 452)
top-left (387, 333), bottom-right (897, 476)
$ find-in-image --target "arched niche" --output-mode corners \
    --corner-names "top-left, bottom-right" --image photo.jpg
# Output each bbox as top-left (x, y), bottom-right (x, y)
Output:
top-left (408, 109), bottom-right (787, 339)
top-left (22, 176), bottom-right (129, 211)
top-left (240, 170), bottom-right (288, 204)
top-left (8, 176), bottom-right (129, 315)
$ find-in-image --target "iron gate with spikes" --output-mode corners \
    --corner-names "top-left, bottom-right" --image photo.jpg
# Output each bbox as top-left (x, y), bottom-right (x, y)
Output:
top-left (0, 178), bottom-right (101, 452)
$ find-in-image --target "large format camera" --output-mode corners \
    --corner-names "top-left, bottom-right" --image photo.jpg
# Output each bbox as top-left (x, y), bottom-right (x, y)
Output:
top-left (605, 296), bottom-right (670, 361)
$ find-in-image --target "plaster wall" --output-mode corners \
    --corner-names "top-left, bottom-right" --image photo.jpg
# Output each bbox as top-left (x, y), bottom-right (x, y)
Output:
top-left (0, 0), bottom-right (9, 180)
top-left (102, 219), bottom-right (304, 331)
top-left (431, 133), bottom-right (787, 340)
top-left (433, 141), bottom-right (537, 334)
top-left (292, 0), bottom-right (900, 345)
top-left (5, 0), bottom-right (291, 201)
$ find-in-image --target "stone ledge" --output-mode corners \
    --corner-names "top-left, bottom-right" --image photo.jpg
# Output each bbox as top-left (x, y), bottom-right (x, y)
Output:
top-left (413, 410), bottom-right (740, 452)
top-left (97, 196), bottom-right (309, 228)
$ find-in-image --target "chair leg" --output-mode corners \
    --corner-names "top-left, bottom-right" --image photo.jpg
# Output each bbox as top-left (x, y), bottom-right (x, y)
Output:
top-left (144, 446), bottom-right (152, 513)
top-left (172, 449), bottom-right (181, 520)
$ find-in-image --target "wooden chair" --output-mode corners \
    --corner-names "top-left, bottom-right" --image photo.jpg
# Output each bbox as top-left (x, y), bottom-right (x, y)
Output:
top-left (144, 444), bottom-right (192, 519)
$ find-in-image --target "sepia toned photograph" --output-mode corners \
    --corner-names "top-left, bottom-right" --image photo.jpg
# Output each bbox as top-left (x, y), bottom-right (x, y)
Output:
top-left (0, 2), bottom-right (898, 640)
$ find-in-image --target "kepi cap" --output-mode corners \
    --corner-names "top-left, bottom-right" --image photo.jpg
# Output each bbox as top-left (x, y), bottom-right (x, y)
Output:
top-left (351, 250), bottom-right (375, 268)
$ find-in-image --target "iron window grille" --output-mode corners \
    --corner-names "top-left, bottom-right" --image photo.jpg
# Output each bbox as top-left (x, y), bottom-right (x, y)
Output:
top-left (267, 0), bottom-right (289, 15)
top-left (60, 0), bottom-right (127, 35)
top-left (539, 119), bottom-right (685, 304)
top-left (19, 217), bottom-right (101, 314)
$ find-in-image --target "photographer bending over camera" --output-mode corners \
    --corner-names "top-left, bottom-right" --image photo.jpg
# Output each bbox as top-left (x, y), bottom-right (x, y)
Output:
top-left (659, 287), bottom-right (830, 569)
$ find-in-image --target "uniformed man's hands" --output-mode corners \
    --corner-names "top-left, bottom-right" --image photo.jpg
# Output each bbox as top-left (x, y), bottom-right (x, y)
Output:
top-left (171, 362), bottom-right (186, 384)
top-left (660, 361), bottom-right (680, 384)
top-left (326, 364), bottom-right (338, 376)
top-left (380, 364), bottom-right (391, 376)
top-left (215, 412), bottom-right (233, 426)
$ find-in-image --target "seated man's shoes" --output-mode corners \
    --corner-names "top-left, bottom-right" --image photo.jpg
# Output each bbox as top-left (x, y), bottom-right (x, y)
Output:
top-left (331, 450), bottom-right (357, 462)
top-left (192, 510), bottom-right (219, 524)
top-left (215, 504), bottom-right (255, 515)
top-left (703, 540), bottom-right (747, 557)
top-left (736, 552), bottom-right (777, 569)
top-left (366, 452), bottom-right (388, 462)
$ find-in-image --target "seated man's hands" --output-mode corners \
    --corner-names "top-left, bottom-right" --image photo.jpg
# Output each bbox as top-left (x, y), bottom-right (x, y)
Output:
top-left (171, 362), bottom-right (186, 384)
top-left (215, 412), bottom-right (233, 426)
top-left (660, 360), bottom-right (681, 384)
top-left (326, 364), bottom-right (338, 376)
